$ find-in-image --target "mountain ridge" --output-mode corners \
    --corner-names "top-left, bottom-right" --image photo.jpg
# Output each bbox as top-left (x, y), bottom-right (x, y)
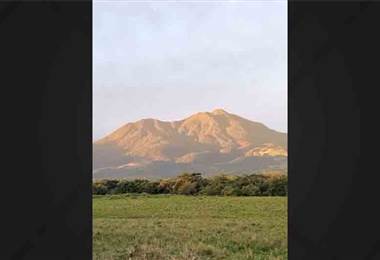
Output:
top-left (93, 109), bottom-right (287, 179)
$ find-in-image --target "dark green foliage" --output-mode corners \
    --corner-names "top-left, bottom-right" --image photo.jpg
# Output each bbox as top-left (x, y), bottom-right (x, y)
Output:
top-left (267, 175), bottom-right (288, 196)
top-left (201, 175), bottom-right (231, 195)
top-left (92, 182), bottom-right (108, 195)
top-left (92, 173), bottom-right (287, 196)
top-left (92, 179), bottom-right (119, 195)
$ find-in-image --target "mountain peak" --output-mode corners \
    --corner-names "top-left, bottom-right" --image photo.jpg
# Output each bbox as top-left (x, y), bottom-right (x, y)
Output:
top-left (211, 108), bottom-right (229, 115)
top-left (94, 110), bottom-right (288, 178)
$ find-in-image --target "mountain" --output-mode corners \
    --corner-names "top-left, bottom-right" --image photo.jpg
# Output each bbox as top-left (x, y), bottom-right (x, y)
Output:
top-left (93, 109), bottom-right (287, 179)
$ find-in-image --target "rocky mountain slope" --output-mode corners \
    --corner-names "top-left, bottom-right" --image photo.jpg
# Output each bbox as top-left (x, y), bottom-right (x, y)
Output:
top-left (93, 109), bottom-right (287, 179)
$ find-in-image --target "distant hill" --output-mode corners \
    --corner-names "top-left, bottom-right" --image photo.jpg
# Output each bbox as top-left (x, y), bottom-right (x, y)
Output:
top-left (93, 109), bottom-right (287, 179)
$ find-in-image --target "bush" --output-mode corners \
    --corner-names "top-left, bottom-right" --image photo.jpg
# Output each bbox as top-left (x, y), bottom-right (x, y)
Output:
top-left (177, 182), bottom-right (198, 195)
top-left (267, 175), bottom-right (288, 196)
top-left (201, 183), bottom-right (223, 195)
top-left (173, 173), bottom-right (205, 195)
top-left (222, 186), bottom-right (239, 196)
top-left (241, 184), bottom-right (261, 196)
top-left (143, 181), bottom-right (160, 194)
top-left (92, 172), bottom-right (287, 197)
top-left (92, 182), bottom-right (108, 195)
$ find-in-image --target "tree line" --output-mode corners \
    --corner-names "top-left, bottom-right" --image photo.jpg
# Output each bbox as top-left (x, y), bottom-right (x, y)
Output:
top-left (93, 173), bottom-right (287, 196)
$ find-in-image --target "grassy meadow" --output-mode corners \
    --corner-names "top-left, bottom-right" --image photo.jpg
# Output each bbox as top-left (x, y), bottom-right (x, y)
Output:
top-left (93, 194), bottom-right (287, 260)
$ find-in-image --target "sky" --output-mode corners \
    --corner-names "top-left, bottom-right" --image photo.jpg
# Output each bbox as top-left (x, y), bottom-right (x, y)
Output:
top-left (93, 0), bottom-right (287, 140)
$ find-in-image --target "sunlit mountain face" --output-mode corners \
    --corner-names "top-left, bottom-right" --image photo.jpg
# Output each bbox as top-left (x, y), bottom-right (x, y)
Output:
top-left (93, 109), bottom-right (287, 179)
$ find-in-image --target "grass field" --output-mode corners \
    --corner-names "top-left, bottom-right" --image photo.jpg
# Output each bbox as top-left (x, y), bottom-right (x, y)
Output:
top-left (93, 194), bottom-right (287, 260)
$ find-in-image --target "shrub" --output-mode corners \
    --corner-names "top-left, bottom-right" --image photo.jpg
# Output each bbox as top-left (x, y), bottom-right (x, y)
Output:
top-left (173, 173), bottom-right (205, 195)
top-left (177, 182), bottom-right (198, 195)
top-left (92, 182), bottom-right (108, 195)
top-left (92, 172), bottom-right (287, 196)
top-left (241, 184), bottom-right (261, 196)
top-left (221, 186), bottom-right (239, 196)
top-left (267, 175), bottom-right (288, 196)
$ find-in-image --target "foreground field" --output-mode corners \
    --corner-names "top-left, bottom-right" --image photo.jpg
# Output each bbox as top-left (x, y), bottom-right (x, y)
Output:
top-left (93, 195), bottom-right (287, 260)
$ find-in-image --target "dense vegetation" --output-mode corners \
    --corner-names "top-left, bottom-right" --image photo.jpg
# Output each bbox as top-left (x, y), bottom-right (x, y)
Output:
top-left (93, 173), bottom-right (287, 196)
top-left (93, 195), bottom-right (287, 259)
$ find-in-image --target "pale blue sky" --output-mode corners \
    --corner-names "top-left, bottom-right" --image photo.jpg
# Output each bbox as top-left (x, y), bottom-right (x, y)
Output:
top-left (93, 0), bottom-right (287, 140)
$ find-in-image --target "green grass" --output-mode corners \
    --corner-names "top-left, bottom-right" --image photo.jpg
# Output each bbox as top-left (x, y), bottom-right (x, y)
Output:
top-left (93, 194), bottom-right (287, 260)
